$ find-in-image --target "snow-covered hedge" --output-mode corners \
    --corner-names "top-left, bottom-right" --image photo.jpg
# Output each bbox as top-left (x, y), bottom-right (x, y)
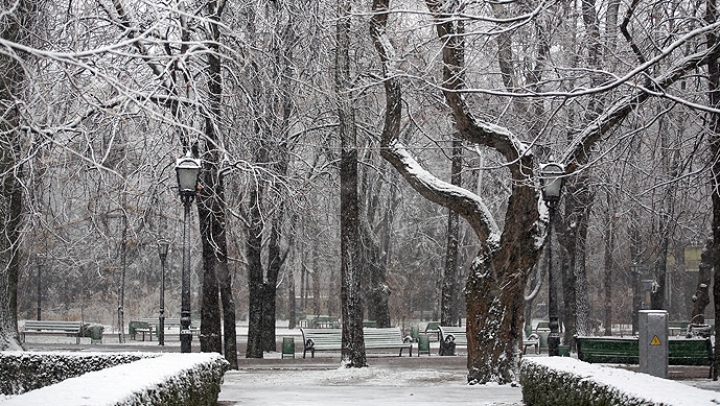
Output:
top-left (0, 353), bottom-right (229, 406)
top-left (521, 357), bottom-right (720, 406)
top-left (0, 352), bottom-right (158, 395)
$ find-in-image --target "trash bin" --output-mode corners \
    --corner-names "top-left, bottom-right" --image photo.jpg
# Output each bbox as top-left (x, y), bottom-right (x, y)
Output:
top-left (282, 337), bottom-right (295, 359)
top-left (417, 334), bottom-right (430, 356)
top-left (90, 325), bottom-right (104, 344)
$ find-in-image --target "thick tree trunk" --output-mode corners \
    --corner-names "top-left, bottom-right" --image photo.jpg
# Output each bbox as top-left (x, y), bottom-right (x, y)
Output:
top-left (261, 213), bottom-right (284, 352)
top-left (218, 261), bottom-right (237, 369)
top-left (246, 186), bottom-right (265, 359)
top-left (337, 0), bottom-right (366, 368)
top-left (706, 0), bottom-right (720, 381)
top-left (466, 254), bottom-right (524, 384)
top-left (260, 283), bottom-right (277, 352)
top-left (441, 134), bottom-right (462, 327)
top-left (557, 177), bottom-right (592, 348)
top-left (0, 0), bottom-right (30, 352)
top-left (196, 156), bottom-right (223, 354)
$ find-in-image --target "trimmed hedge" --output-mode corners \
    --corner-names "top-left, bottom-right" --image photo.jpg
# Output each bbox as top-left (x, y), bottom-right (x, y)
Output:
top-left (0, 352), bottom-right (158, 395)
top-left (1, 353), bottom-right (229, 406)
top-left (521, 357), bottom-right (720, 406)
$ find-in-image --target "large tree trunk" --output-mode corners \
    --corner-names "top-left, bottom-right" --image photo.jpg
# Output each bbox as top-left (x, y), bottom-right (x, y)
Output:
top-left (261, 211), bottom-right (285, 352)
top-left (246, 185), bottom-right (265, 358)
top-left (706, 0), bottom-right (720, 381)
top-left (0, 0), bottom-right (30, 352)
top-left (441, 134), bottom-right (462, 327)
top-left (196, 0), bottom-right (228, 356)
top-left (337, 0), bottom-right (366, 368)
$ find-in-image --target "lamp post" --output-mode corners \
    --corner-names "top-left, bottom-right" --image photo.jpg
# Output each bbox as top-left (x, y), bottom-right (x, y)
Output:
top-left (540, 162), bottom-right (564, 357)
top-left (175, 152), bottom-right (201, 353)
top-left (157, 239), bottom-right (170, 346)
top-left (631, 261), bottom-right (640, 335)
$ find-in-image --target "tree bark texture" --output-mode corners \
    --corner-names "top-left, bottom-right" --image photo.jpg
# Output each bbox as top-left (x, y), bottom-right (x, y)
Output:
top-left (359, 157), bottom-right (393, 328)
top-left (245, 184), bottom-right (265, 359)
top-left (0, 0), bottom-right (31, 351)
top-left (441, 134), bottom-right (462, 327)
top-left (337, 0), bottom-right (367, 368)
top-left (705, 0), bottom-right (720, 381)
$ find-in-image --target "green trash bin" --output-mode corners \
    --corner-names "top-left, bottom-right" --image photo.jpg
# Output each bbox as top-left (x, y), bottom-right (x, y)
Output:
top-left (282, 337), bottom-right (295, 359)
top-left (417, 334), bottom-right (431, 356)
top-left (89, 325), bottom-right (104, 344)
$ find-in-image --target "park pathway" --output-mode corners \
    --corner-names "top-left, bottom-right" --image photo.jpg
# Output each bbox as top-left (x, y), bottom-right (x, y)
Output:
top-left (216, 356), bottom-right (523, 406)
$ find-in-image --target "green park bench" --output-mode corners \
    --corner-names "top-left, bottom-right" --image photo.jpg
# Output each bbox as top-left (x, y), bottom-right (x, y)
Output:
top-left (576, 335), bottom-right (713, 377)
top-left (425, 322), bottom-right (440, 341)
top-left (300, 327), bottom-right (413, 358)
top-left (128, 321), bottom-right (153, 341)
top-left (22, 320), bottom-right (84, 344)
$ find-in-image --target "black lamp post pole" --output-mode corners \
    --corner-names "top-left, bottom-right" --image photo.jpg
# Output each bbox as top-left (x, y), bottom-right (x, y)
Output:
top-left (175, 152), bottom-right (201, 354)
top-left (36, 260), bottom-right (42, 321)
top-left (158, 241), bottom-right (168, 346)
top-left (180, 197), bottom-right (192, 353)
top-left (546, 201), bottom-right (560, 357)
top-left (540, 162), bottom-right (564, 357)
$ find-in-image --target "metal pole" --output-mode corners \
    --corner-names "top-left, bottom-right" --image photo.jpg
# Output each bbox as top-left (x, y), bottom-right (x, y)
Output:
top-left (36, 261), bottom-right (42, 321)
top-left (159, 253), bottom-right (166, 346)
top-left (180, 199), bottom-right (192, 353)
top-left (547, 203), bottom-right (560, 357)
top-left (632, 263), bottom-right (641, 335)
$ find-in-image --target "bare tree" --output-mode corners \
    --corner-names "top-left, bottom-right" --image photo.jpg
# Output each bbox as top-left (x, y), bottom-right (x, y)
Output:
top-left (371, 0), bottom-right (720, 383)
top-left (337, 0), bottom-right (367, 368)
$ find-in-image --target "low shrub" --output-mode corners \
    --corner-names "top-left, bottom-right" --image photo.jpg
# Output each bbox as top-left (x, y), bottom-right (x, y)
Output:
top-left (521, 357), bottom-right (720, 406)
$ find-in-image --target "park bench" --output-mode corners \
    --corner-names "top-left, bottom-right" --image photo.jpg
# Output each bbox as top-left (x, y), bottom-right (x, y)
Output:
top-left (523, 332), bottom-right (540, 354)
top-left (22, 320), bottom-right (84, 344)
top-left (140, 317), bottom-right (201, 337)
top-left (436, 325), bottom-right (538, 355)
top-left (438, 326), bottom-right (467, 356)
top-left (129, 321), bottom-right (153, 341)
top-left (576, 336), bottom-right (713, 377)
top-left (300, 327), bottom-right (413, 358)
top-left (425, 322), bottom-right (440, 341)
top-left (363, 328), bottom-right (413, 356)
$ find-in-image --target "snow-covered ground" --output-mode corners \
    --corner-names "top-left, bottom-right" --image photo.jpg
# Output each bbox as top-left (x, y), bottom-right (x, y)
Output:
top-left (218, 363), bottom-right (524, 406)
top-left (16, 322), bottom-right (720, 406)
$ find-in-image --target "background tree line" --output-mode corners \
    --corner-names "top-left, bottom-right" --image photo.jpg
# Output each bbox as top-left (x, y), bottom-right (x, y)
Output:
top-left (1, 0), bottom-right (719, 383)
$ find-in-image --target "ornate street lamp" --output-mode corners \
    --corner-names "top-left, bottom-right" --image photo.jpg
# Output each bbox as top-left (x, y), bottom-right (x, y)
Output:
top-left (540, 162), bottom-right (564, 357)
top-left (175, 152), bottom-right (201, 353)
top-left (157, 239), bottom-right (170, 346)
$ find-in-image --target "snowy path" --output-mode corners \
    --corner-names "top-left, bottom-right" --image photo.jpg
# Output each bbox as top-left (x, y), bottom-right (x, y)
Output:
top-left (217, 360), bottom-right (523, 406)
